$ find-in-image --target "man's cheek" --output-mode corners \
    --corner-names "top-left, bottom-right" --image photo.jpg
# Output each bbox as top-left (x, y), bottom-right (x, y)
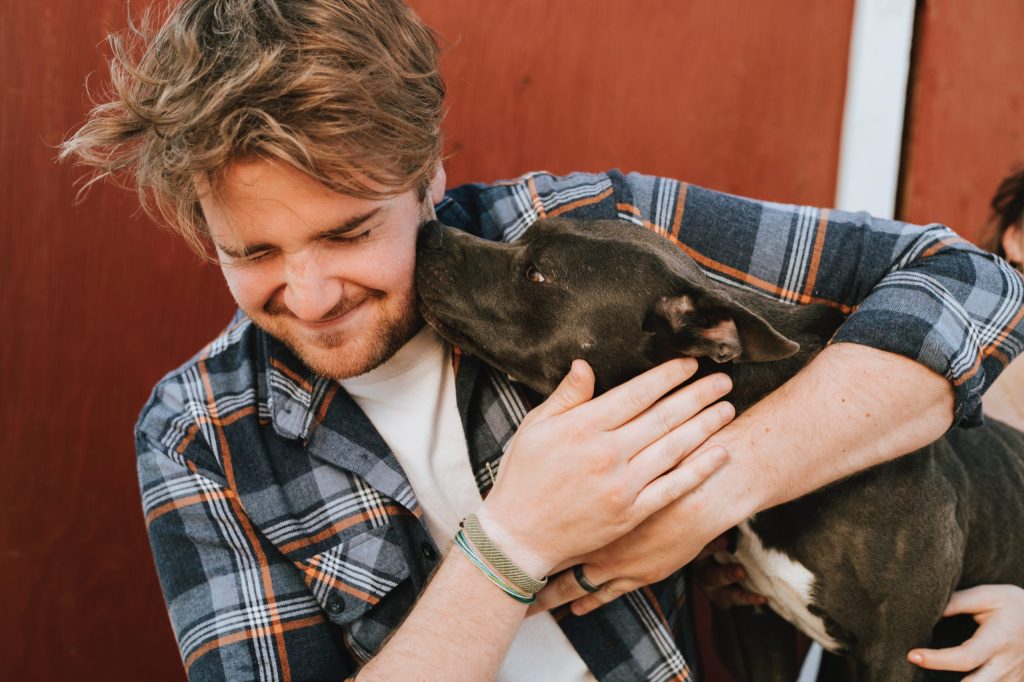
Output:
top-left (221, 268), bottom-right (275, 311)
top-left (366, 242), bottom-right (417, 289)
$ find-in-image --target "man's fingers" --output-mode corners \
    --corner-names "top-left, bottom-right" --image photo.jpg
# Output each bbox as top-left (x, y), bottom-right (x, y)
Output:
top-left (617, 373), bottom-right (732, 452)
top-left (527, 564), bottom-right (606, 615)
top-left (585, 358), bottom-right (698, 429)
top-left (545, 561), bottom-right (763, 617)
top-left (628, 401), bottom-right (734, 487)
top-left (533, 359), bottom-right (595, 418)
top-left (569, 579), bottom-right (634, 616)
top-left (528, 568), bottom-right (588, 615)
top-left (633, 446), bottom-right (728, 519)
top-left (545, 556), bottom-right (583, 576)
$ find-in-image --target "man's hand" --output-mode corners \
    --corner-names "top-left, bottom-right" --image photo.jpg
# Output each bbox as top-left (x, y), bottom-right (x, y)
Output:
top-left (528, 344), bottom-right (953, 618)
top-left (908, 585), bottom-right (1024, 681)
top-left (527, 527), bottom-right (765, 617)
top-left (480, 358), bottom-right (735, 577)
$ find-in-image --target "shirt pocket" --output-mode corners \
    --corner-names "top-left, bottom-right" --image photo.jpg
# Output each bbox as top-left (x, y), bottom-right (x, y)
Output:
top-left (294, 521), bottom-right (412, 634)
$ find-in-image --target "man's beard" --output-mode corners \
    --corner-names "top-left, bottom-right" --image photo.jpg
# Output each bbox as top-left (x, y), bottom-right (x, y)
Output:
top-left (254, 200), bottom-right (437, 380)
top-left (255, 285), bottom-right (424, 381)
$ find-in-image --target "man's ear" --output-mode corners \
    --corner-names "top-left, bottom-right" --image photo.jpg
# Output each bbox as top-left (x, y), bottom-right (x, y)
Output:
top-left (649, 293), bottom-right (799, 363)
top-left (428, 163), bottom-right (447, 206)
top-left (1002, 224), bottom-right (1023, 267)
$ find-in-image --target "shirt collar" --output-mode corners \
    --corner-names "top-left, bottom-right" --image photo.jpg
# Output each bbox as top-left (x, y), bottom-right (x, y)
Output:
top-left (257, 319), bottom-right (493, 515)
top-left (261, 327), bottom-right (335, 442)
top-left (258, 324), bottom-right (423, 511)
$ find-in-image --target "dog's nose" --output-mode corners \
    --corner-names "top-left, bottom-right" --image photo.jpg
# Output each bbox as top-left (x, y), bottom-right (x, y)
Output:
top-left (417, 220), bottom-right (445, 251)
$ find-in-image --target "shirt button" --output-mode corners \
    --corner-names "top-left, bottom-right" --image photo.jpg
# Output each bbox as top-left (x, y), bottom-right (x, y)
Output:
top-left (325, 594), bottom-right (345, 615)
top-left (421, 542), bottom-right (438, 561)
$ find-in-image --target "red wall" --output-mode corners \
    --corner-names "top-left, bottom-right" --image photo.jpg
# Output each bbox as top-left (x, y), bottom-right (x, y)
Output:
top-left (2, 2), bottom-right (235, 679)
top-left (2, 2), bottom-right (855, 679)
top-left (415, 0), bottom-right (854, 205)
top-left (900, 0), bottom-right (1024, 241)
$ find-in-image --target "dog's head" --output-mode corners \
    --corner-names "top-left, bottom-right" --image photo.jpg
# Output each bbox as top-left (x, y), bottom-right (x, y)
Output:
top-left (415, 218), bottom-right (800, 395)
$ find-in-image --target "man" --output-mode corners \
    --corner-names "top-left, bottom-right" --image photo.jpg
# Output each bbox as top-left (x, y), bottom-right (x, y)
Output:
top-left (62, 1), bottom-right (1024, 680)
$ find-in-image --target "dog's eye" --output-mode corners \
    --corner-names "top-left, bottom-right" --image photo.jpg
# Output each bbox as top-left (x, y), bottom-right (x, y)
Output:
top-left (525, 264), bottom-right (547, 283)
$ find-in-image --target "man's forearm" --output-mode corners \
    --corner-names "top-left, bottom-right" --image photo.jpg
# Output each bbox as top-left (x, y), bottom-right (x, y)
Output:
top-left (530, 342), bottom-right (956, 614)
top-left (705, 342), bottom-right (954, 524)
top-left (358, 548), bottom-right (527, 680)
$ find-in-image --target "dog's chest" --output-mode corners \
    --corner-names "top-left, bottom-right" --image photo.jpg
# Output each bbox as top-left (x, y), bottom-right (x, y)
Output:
top-left (717, 521), bottom-right (841, 652)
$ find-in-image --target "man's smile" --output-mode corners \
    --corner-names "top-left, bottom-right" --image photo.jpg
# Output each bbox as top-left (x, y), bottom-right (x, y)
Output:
top-left (287, 298), bottom-right (374, 339)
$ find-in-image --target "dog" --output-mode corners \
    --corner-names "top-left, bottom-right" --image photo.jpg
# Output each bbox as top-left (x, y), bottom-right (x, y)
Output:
top-left (415, 217), bottom-right (1024, 682)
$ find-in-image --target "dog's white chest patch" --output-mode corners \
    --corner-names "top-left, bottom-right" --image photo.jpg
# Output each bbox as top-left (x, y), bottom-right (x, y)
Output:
top-left (719, 521), bottom-right (841, 652)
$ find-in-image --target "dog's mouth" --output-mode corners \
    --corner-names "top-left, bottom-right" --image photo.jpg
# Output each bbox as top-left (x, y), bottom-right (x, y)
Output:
top-left (417, 296), bottom-right (471, 350)
top-left (417, 294), bottom-right (548, 392)
top-left (416, 247), bottom-right (503, 365)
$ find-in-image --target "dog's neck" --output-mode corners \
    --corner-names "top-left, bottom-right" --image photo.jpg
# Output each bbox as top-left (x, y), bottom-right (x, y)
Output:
top-left (715, 291), bottom-right (846, 414)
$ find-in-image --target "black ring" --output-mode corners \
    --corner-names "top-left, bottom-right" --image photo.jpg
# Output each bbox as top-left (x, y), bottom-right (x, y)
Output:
top-left (573, 564), bottom-right (601, 593)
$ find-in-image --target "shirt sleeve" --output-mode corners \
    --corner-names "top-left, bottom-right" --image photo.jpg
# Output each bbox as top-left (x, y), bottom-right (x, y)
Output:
top-left (623, 173), bottom-right (1024, 428)
top-left (136, 426), bottom-right (358, 681)
top-left (443, 169), bottom-right (1024, 427)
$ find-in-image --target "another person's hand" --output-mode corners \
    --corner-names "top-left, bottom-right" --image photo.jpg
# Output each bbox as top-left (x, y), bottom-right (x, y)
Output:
top-left (908, 585), bottom-right (1024, 681)
top-left (479, 358), bottom-right (734, 578)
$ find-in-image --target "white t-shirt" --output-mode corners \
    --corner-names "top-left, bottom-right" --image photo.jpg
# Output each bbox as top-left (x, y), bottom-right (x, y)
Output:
top-left (340, 326), bottom-right (595, 681)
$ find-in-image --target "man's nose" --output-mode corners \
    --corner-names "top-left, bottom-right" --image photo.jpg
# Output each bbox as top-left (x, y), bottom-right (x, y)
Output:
top-left (281, 252), bottom-right (343, 321)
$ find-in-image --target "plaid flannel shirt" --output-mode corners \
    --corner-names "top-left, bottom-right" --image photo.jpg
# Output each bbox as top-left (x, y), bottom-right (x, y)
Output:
top-left (137, 170), bottom-right (1024, 681)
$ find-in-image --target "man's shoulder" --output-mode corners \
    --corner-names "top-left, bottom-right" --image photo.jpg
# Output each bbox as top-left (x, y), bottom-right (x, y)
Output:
top-left (440, 169), bottom-right (634, 240)
top-left (134, 313), bottom-right (264, 463)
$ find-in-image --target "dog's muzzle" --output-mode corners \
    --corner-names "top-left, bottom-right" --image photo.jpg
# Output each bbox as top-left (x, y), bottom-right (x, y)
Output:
top-left (417, 219), bottom-right (446, 252)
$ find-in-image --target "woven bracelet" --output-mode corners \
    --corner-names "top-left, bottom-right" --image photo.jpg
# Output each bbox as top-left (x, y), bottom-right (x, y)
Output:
top-left (462, 513), bottom-right (548, 596)
top-left (453, 530), bottom-right (535, 604)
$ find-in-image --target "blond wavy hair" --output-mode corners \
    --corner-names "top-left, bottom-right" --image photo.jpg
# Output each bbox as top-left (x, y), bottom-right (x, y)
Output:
top-left (61, 0), bottom-right (445, 255)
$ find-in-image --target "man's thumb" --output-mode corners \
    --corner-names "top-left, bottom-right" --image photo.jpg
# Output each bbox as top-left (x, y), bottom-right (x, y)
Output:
top-left (539, 359), bottom-right (595, 416)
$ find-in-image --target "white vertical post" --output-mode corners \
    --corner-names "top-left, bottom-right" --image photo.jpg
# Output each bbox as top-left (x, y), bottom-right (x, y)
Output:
top-left (834, 0), bottom-right (917, 219)
top-left (797, 642), bottom-right (825, 682)
top-left (798, 4), bottom-right (918, 680)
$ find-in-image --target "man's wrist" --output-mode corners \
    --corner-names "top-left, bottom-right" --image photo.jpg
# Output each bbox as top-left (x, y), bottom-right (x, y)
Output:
top-left (475, 505), bottom-right (554, 578)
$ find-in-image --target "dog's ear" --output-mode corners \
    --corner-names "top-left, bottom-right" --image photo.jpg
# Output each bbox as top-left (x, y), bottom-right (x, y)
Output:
top-left (647, 293), bottom-right (799, 363)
